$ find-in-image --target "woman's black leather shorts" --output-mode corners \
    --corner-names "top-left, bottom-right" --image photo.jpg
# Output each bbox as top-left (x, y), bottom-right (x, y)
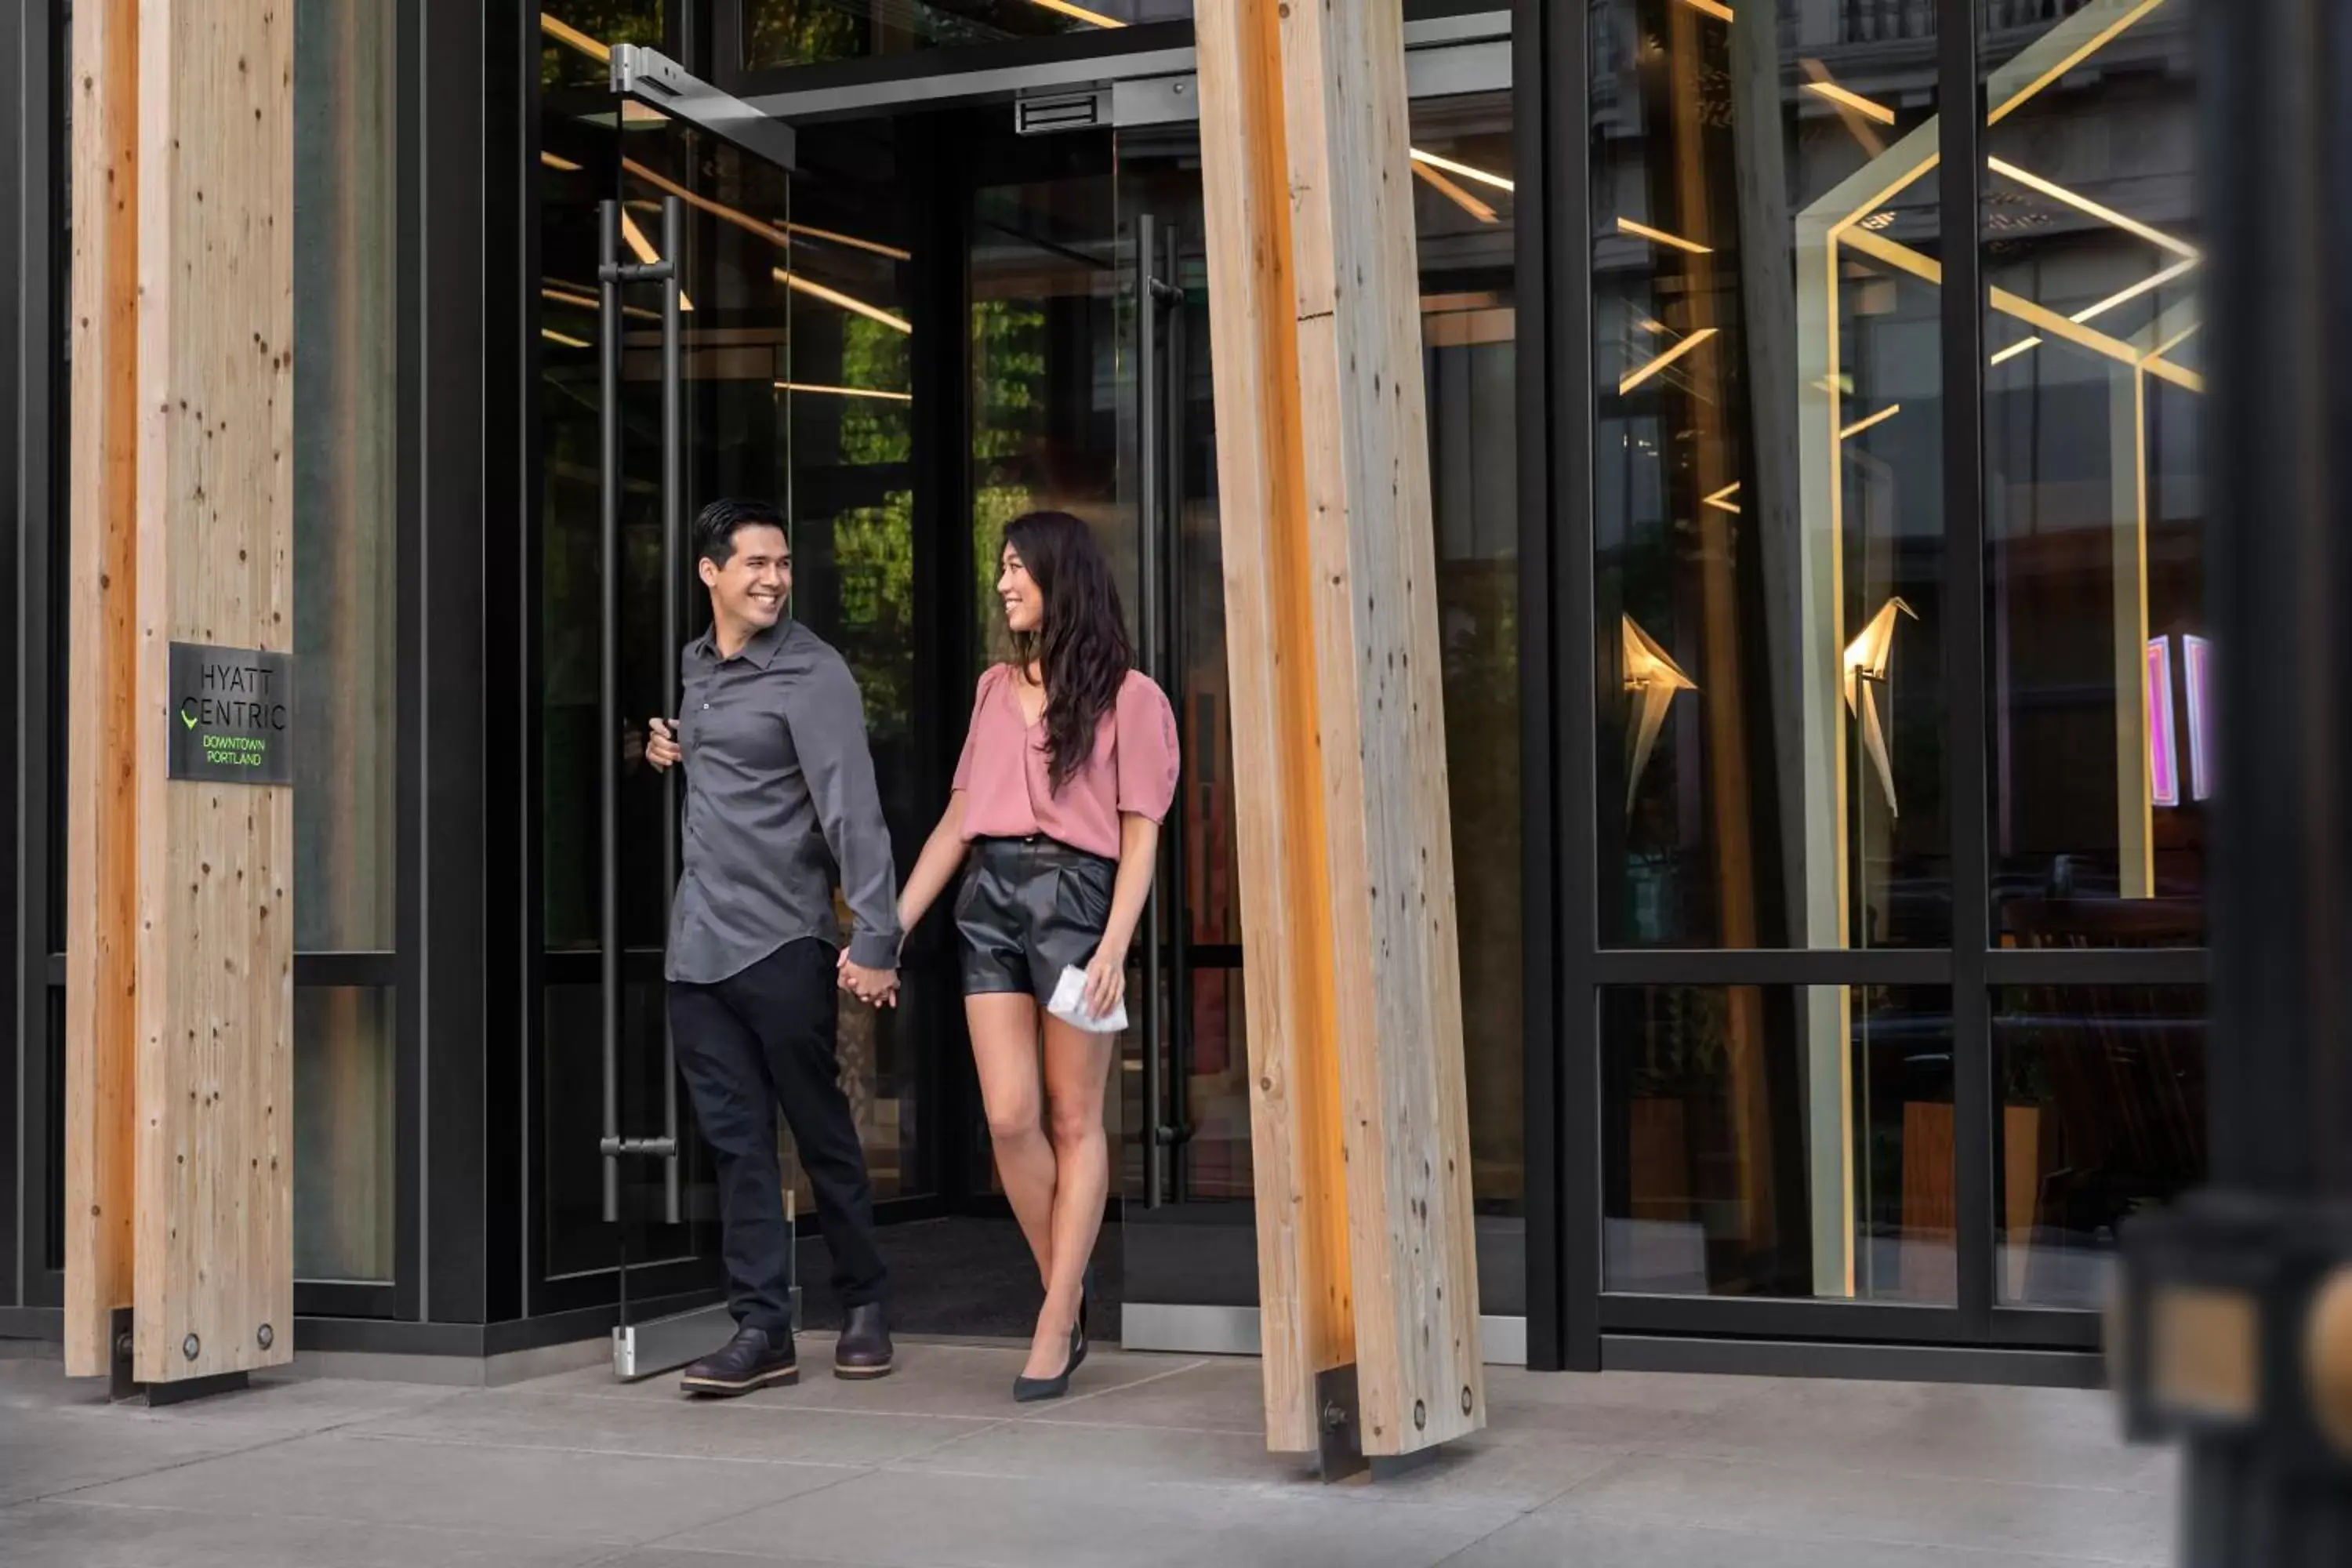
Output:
top-left (955, 836), bottom-right (1116, 1001)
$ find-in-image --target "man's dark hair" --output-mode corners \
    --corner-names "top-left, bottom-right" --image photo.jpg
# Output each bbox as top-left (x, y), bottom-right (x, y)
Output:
top-left (695, 497), bottom-right (789, 569)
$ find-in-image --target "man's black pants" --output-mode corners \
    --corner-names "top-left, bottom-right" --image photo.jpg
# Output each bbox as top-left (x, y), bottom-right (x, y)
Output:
top-left (669, 938), bottom-right (887, 1338)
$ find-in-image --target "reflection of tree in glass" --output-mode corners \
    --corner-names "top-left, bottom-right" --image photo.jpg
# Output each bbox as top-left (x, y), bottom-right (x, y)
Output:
top-left (745, 4), bottom-right (862, 71)
top-left (828, 492), bottom-right (916, 745)
top-left (1628, 986), bottom-right (1731, 1102)
top-left (539, 1), bottom-right (664, 87)
top-left (971, 296), bottom-right (1050, 655)
top-left (839, 314), bottom-right (913, 466)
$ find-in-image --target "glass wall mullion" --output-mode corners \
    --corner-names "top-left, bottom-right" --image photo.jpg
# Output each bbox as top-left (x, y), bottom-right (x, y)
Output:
top-left (1550, 0), bottom-right (1602, 1374)
top-left (1940, 0), bottom-right (1994, 1345)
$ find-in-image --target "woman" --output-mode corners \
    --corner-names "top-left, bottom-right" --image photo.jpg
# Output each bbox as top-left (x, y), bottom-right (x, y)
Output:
top-left (891, 510), bottom-right (1178, 1401)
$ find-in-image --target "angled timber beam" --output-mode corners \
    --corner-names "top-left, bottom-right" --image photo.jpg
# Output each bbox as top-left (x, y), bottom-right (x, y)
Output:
top-left (1194, 0), bottom-right (1484, 1464)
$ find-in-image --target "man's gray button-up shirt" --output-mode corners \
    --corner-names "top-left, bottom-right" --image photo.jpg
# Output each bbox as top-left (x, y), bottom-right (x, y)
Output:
top-left (665, 617), bottom-right (902, 985)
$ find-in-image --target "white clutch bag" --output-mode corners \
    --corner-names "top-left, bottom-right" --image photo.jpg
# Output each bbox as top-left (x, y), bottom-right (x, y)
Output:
top-left (1047, 964), bottom-right (1127, 1035)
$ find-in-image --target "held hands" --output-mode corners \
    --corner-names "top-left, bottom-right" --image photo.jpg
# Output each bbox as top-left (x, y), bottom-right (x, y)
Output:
top-left (837, 952), bottom-right (900, 1009)
top-left (645, 717), bottom-right (681, 771)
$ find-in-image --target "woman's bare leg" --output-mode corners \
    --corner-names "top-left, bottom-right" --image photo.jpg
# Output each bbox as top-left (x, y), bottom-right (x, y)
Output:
top-left (967, 993), bottom-right (1055, 1282)
top-left (1028, 1014), bottom-right (1114, 1379)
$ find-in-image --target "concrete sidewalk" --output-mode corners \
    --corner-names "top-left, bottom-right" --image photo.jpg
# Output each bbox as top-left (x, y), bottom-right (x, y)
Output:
top-left (0, 1334), bottom-right (2176, 1566)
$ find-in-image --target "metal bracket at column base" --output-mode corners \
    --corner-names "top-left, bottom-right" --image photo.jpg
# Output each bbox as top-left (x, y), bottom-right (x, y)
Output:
top-left (103, 1306), bottom-right (251, 1407)
top-left (1307, 1363), bottom-right (1453, 1483)
top-left (1313, 1363), bottom-right (1369, 1483)
top-left (2116, 1189), bottom-right (2352, 1474)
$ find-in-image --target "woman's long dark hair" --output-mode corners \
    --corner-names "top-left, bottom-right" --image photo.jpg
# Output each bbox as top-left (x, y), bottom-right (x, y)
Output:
top-left (1002, 510), bottom-right (1133, 793)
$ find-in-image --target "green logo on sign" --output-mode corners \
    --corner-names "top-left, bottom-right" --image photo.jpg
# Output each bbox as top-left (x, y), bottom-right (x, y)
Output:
top-left (180, 703), bottom-right (199, 729)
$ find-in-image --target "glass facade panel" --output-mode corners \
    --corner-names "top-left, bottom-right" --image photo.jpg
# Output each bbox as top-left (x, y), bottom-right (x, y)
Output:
top-left (745, 1), bottom-right (1192, 72)
top-left (1592, 0), bottom-right (1949, 950)
top-left (787, 136), bottom-right (927, 1202)
top-left (294, 989), bottom-right (396, 1282)
top-left (971, 140), bottom-right (1120, 663)
top-left (1603, 985), bottom-right (1955, 1303)
top-left (1982, 0), bottom-right (2205, 946)
top-left (293, 0), bottom-right (399, 954)
top-left (1414, 97), bottom-right (1523, 1207)
top-left (1994, 985), bottom-right (2205, 1310)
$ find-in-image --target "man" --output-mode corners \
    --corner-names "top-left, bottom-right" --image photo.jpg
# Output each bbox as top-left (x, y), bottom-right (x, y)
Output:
top-left (647, 496), bottom-right (902, 1396)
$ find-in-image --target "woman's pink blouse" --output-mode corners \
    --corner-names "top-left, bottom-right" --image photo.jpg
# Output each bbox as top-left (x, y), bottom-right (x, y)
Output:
top-left (951, 665), bottom-right (1179, 859)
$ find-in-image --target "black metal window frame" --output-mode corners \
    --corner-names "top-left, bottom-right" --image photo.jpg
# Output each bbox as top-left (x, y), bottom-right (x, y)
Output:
top-left (1518, 0), bottom-right (2209, 1372)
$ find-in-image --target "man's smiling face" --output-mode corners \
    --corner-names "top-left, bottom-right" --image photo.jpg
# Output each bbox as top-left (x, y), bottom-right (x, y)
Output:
top-left (701, 522), bottom-right (792, 635)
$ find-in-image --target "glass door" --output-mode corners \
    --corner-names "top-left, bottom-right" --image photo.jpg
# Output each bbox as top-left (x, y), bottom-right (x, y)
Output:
top-left (1112, 83), bottom-right (1529, 1340)
top-left (1115, 134), bottom-right (1262, 1319)
top-left (535, 27), bottom-right (822, 1323)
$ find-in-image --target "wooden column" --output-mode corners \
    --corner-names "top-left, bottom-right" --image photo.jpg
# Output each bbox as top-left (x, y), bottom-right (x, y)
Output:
top-left (63, 0), bottom-right (142, 1381)
top-left (65, 0), bottom-right (296, 1386)
top-left (1195, 0), bottom-right (1484, 1461)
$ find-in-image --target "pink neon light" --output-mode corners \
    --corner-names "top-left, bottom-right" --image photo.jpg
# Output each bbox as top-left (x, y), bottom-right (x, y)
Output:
top-left (2146, 637), bottom-right (2179, 808)
top-left (2183, 634), bottom-right (2213, 802)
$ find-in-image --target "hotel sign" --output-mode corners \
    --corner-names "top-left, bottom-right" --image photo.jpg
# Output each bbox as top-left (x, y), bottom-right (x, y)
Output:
top-left (167, 642), bottom-right (293, 786)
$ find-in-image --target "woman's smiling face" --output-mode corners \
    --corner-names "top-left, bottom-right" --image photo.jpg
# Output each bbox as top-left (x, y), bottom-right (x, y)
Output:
top-left (998, 543), bottom-right (1045, 635)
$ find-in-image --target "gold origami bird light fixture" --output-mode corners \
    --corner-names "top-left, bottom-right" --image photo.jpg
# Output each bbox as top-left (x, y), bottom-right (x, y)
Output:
top-left (1623, 615), bottom-right (1698, 814)
top-left (1844, 597), bottom-right (1919, 815)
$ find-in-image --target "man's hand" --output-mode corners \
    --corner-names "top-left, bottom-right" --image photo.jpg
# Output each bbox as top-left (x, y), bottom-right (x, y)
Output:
top-left (837, 956), bottom-right (899, 1009)
top-left (646, 717), bottom-right (681, 772)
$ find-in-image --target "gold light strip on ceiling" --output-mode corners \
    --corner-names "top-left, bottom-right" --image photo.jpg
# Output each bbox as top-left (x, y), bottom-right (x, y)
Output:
top-left (539, 13), bottom-right (611, 63)
top-left (619, 211), bottom-right (661, 266)
top-left (1987, 158), bottom-right (2200, 260)
top-left (1839, 227), bottom-right (1940, 285)
top-left (622, 158), bottom-right (911, 265)
top-left (2143, 321), bottom-right (2201, 369)
top-left (775, 268), bottom-right (912, 334)
top-left (1410, 148), bottom-right (1514, 194)
top-left (1411, 161), bottom-right (1498, 225)
top-left (1618, 328), bottom-right (1717, 395)
top-left (542, 283), bottom-right (659, 322)
top-left (1839, 404), bottom-right (1901, 441)
top-left (1985, 258), bottom-right (2198, 368)
top-left (1701, 481), bottom-right (1744, 514)
top-left (2073, 256), bottom-right (2200, 324)
top-left (617, 212), bottom-right (694, 311)
top-left (1680, 0), bottom-right (1735, 20)
top-left (774, 380), bottom-right (914, 402)
top-left (1989, 0), bottom-right (2168, 125)
top-left (542, 327), bottom-right (591, 348)
top-left (1996, 282), bottom-right (2204, 391)
top-left (1805, 80), bottom-right (1898, 126)
top-left (793, 221), bottom-right (913, 263)
top-left (1617, 216), bottom-right (1711, 255)
top-left (541, 151), bottom-right (583, 172)
top-left (1029, 0), bottom-right (1125, 25)
top-left (626, 158), bottom-right (792, 252)
top-left (1838, 227), bottom-right (2202, 390)
top-left (1799, 60), bottom-right (1887, 155)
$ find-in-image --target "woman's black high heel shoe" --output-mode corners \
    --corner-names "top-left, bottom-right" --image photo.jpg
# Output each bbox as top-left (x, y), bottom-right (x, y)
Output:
top-left (1014, 1321), bottom-right (1085, 1403)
